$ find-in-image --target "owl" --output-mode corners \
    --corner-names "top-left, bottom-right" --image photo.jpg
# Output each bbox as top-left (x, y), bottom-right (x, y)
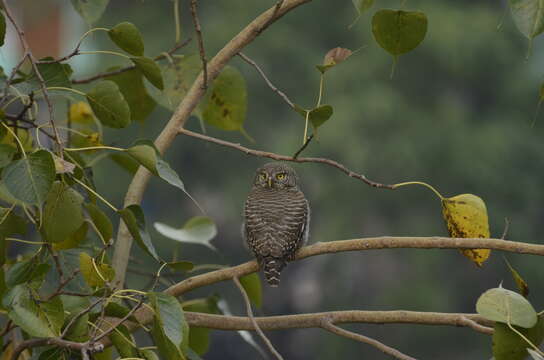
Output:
top-left (243, 162), bottom-right (310, 287)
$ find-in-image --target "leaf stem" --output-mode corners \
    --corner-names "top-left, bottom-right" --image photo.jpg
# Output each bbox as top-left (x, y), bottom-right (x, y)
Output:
top-left (316, 74), bottom-right (324, 107)
top-left (302, 110), bottom-right (310, 145)
top-left (64, 146), bottom-right (125, 152)
top-left (174, 0), bottom-right (182, 43)
top-left (6, 237), bottom-right (46, 245)
top-left (46, 86), bottom-right (87, 97)
top-left (72, 177), bottom-right (119, 212)
top-left (392, 181), bottom-right (445, 200)
top-left (79, 50), bottom-right (131, 59)
top-left (1, 122), bottom-right (27, 158)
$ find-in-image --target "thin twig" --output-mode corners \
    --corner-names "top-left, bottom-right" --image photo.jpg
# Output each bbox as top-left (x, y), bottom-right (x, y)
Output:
top-left (190, 0), bottom-right (208, 89)
top-left (501, 217), bottom-right (510, 240)
top-left (320, 318), bottom-right (418, 360)
top-left (48, 244), bottom-right (65, 282)
top-left (14, 92), bottom-right (35, 120)
top-left (293, 134), bottom-right (313, 158)
top-left (3, 115), bottom-right (56, 140)
top-left (44, 269), bottom-right (80, 301)
top-left (11, 338), bottom-right (103, 360)
top-left (237, 52), bottom-right (294, 108)
top-left (72, 38), bottom-right (192, 84)
top-left (233, 277), bottom-right (284, 360)
top-left (61, 297), bottom-right (104, 338)
top-left (458, 316), bottom-right (494, 335)
top-left (93, 298), bottom-right (145, 342)
top-left (3, 3), bottom-right (64, 155)
top-left (179, 128), bottom-right (394, 189)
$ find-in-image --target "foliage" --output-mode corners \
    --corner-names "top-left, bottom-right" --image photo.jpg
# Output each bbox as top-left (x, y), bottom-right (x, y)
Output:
top-left (0, 1), bottom-right (543, 359)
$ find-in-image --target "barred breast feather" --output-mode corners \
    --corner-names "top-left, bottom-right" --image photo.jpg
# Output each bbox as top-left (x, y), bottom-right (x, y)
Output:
top-left (244, 187), bottom-right (309, 287)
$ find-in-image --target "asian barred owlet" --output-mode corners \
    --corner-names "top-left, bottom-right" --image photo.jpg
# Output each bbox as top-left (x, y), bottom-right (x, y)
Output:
top-left (243, 162), bottom-right (310, 287)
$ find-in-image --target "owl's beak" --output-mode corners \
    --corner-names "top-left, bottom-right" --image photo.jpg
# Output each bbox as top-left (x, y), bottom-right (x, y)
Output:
top-left (267, 178), bottom-right (272, 188)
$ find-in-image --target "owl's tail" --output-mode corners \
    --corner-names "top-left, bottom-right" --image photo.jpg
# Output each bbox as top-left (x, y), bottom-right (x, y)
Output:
top-left (262, 257), bottom-right (286, 287)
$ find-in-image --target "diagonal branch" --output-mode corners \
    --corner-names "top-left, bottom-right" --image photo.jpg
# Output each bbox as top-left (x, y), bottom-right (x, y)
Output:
top-left (178, 127), bottom-right (396, 189)
top-left (3, 3), bottom-right (64, 154)
top-left (190, 0), bottom-right (208, 89)
top-left (320, 318), bottom-right (417, 360)
top-left (112, 0), bottom-right (315, 289)
top-left (233, 276), bottom-right (284, 360)
top-left (238, 52), bottom-right (295, 108)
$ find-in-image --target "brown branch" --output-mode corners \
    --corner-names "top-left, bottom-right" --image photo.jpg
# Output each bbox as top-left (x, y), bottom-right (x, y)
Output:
top-left (182, 311), bottom-right (493, 332)
top-left (93, 298), bottom-right (144, 342)
top-left (320, 318), bottom-right (417, 360)
top-left (458, 316), bottom-right (494, 335)
top-left (11, 337), bottom-right (103, 360)
top-left (238, 52), bottom-right (295, 108)
top-left (233, 276), bottom-right (284, 360)
top-left (104, 235), bottom-right (538, 341)
top-left (179, 128), bottom-right (394, 189)
top-left (190, 0), bottom-right (208, 89)
top-left (71, 38), bottom-right (192, 84)
top-left (3, 3), bottom-right (63, 155)
top-left (293, 134), bottom-right (313, 158)
top-left (44, 269), bottom-right (80, 301)
top-left (112, 0), bottom-right (315, 289)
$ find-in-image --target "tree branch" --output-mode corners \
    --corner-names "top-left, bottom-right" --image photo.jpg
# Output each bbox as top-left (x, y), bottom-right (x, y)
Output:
top-left (3, 3), bottom-right (64, 155)
top-left (178, 128), bottom-right (396, 189)
top-left (320, 318), bottom-right (417, 360)
top-left (238, 52), bottom-right (295, 108)
top-left (112, 0), bottom-right (314, 289)
top-left (190, 0), bottom-right (207, 89)
top-left (71, 38), bottom-right (192, 84)
top-left (233, 276), bottom-right (284, 360)
top-left (11, 338), bottom-right (103, 360)
top-left (183, 310), bottom-right (493, 332)
top-left (103, 235), bottom-right (537, 343)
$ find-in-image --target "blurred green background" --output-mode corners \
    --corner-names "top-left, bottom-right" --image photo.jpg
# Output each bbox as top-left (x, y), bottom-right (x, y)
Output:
top-left (9, 0), bottom-right (544, 358)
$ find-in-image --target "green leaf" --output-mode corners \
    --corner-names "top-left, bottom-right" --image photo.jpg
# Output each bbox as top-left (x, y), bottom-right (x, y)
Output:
top-left (4, 285), bottom-right (58, 337)
top-left (6, 258), bottom-right (50, 288)
top-left (476, 287), bottom-right (537, 328)
top-left (150, 292), bottom-right (188, 360)
top-left (79, 252), bottom-right (114, 287)
top-left (110, 324), bottom-right (139, 358)
top-left (140, 349), bottom-right (160, 360)
top-left (52, 222), bottom-right (88, 250)
top-left (61, 295), bottom-right (90, 341)
top-left (240, 273), bottom-right (262, 308)
top-left (509, 0), bottom-right (544, 39)
top-left (106, 67), bottom-right (156, 124)
top-left (0, 11), bottom-right (6, 47)
top-left (131, 56), bottom-right (164, 90)
top-left (154, 216), bottom-right (217, 251)
top-left (295, 104), bottom-right (334, 131)
top-left (2, 150), bottom-right (55, 205)
top-left (41, 296), bottom-right (64, 336)
top-left (86, 80), bottom-right (131, 128)
top-left (505, 258), bottom-right (529, 297)
top-left (119, 204), bottom-right (160, 262)
top-left (85, 203), bottom-right (113, 243)
top-left (108, 22), bottom-right (144, 56)
top-left (92, 347), bottom-right (112, 360)
top-left (126, 140), bottom-right (199, 208)
top-left (353, 0), bottom-right (374, 14)
top-left (0, 208), bottom-right (26, 266)
top-left (70, 0), bottom-right (109, 24)
top-left (167, 261), bottom-right (195, 273)
top-left (43, 182), bottom-right (84, 243)
top-left (200, 66), bottom-right (247, 131)
top-left (183, 297), bottom-right (220, 356)
top-left (36, 59), bottom-right (73, 88)
top-left (372, 9), bottom-right (428, 56)
top-left (493, 315), bottom-right (544, 360)
top-left (151, 54), bottom-right (201, 111)
top-left (0, 144), bottom-right (16, 167)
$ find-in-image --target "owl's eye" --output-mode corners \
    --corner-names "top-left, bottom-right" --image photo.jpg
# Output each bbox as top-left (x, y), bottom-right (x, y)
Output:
top-left (276, 173), bottom-right (286, 180)
top-left (259, 173), bottom-right (267, 181)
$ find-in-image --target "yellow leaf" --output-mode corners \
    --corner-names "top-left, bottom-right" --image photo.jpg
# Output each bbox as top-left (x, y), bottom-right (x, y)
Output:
top-left (1, 128), bottom-right (33, 152)
top-left (79, 252), bottom-right (115, 287)
top-left (69, 101), bottom-right (95, 124)
top-left (441, 193), bottom-right (491, 267)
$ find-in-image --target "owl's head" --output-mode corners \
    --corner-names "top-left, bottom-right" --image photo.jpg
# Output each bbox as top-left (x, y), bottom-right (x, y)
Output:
top-left (254, 162), bottom-right (298, 189)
